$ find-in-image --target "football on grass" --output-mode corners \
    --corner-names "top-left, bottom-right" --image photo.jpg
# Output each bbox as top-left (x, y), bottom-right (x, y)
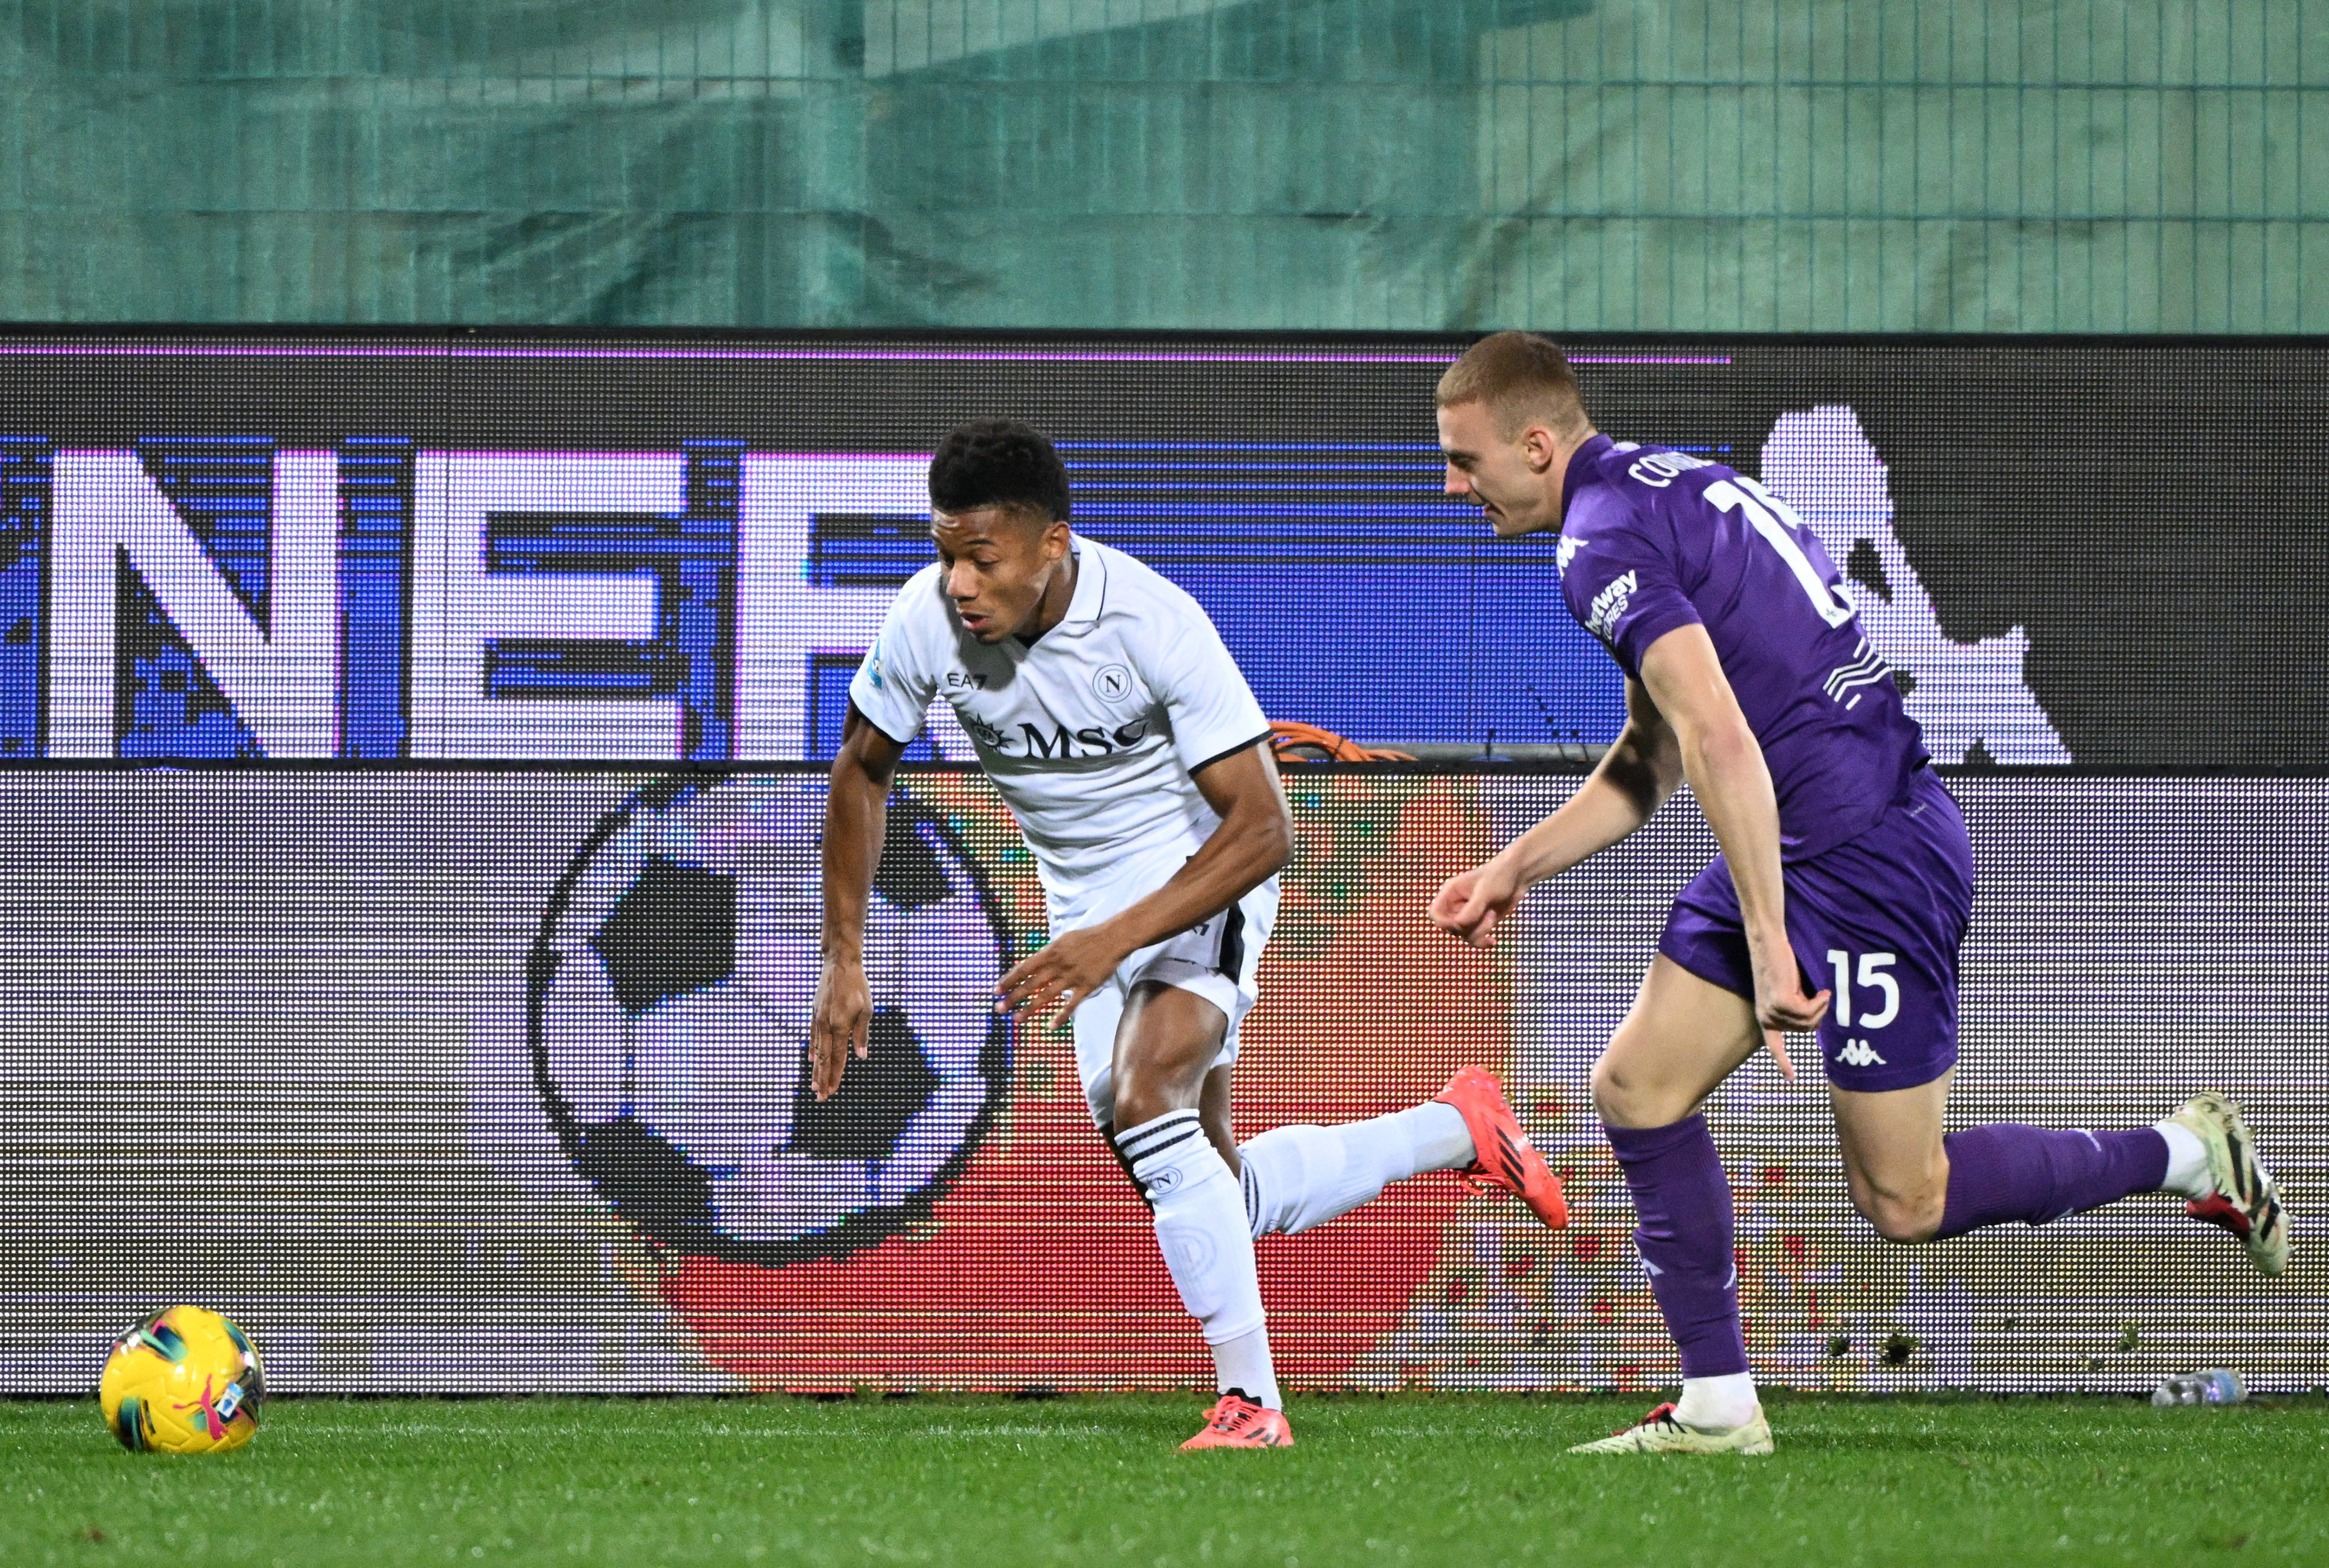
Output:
top-left (98, 1305), bottom-right (264, 1454)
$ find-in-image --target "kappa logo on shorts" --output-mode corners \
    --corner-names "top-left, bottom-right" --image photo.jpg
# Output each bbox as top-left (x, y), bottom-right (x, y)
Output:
top-left (1834, 1038), bottom-right (1888, 1068)
top-left (1092, 664), bottom-right (1133, 702)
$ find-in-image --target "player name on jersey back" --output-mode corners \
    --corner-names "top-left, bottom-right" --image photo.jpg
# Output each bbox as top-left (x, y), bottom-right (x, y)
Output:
top-left (850, 538), bottom-right (1273, 913)
top-left (1555, 433), bottom-right (1930, 860)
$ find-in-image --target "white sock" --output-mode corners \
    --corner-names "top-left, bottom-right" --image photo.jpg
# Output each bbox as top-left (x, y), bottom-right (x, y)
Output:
top-left (1114, 1112), bottom-right (1275, 1404)
top-left (1238, 1101), bottom-right (1475, 1239)
top-left (1211, 1327), bottom-right (1280, 1410)
top-left (2154, 1119), bottom-right (2213, 1199)
top-left (1674, 1371), bottom-right (1760, 1430)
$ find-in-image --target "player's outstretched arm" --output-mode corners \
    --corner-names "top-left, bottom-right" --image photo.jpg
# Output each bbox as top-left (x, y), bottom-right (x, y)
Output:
top-left (993, 741), bottom-right (1292, 1029)
top-left (1636, 624), bottom-right (1828, 1071)
top-left (1429, 675), bottom-right (1681, 948)
top-left (813, 702), bottom-right (909, 1100)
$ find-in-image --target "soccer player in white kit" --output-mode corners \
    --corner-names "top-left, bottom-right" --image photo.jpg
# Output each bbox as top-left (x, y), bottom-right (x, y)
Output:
top-left (813, 420), bottom-right (1569, 1448)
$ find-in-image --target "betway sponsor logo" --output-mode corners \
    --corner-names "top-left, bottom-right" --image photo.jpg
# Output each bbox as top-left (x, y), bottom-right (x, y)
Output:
top-left (1585, 570), bottom-right (1637, 641)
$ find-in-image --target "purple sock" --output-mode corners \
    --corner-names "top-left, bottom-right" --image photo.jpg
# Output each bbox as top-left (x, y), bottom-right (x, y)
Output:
top-left (1934, 1124), bottom-right (2170, 1240)
top-left (1606, 1114), bottom-right (1747, 1379)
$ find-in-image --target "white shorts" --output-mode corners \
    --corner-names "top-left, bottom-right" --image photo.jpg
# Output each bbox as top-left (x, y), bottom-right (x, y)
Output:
top-left (1058, 865), bottom-right (1278, 1133)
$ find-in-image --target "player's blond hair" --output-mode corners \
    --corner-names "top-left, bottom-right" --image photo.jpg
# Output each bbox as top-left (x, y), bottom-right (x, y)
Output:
top-left (1435, 332), bottom-right (1595, 440)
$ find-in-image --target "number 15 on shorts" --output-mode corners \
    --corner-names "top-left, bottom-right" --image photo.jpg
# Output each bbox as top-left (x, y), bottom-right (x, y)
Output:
top-left (1827, 950), bottom-right (1899, 1029)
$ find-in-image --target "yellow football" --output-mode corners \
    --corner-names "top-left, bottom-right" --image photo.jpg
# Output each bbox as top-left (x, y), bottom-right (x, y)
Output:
top-left (97, 1306), bottom-right (264, 1454)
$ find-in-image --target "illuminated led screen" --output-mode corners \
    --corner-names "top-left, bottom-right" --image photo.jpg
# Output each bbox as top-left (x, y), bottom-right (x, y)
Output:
top-left (1, 769), bottom-right (2319, 1395)
top-left (0, 332), bottom-right (2320, 1395)
top-left (0, 331), bottom-right (2318, 765)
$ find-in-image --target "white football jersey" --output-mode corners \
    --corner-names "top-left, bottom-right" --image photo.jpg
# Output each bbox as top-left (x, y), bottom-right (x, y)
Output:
top-left (849, 538), bottom-right (1273, 916)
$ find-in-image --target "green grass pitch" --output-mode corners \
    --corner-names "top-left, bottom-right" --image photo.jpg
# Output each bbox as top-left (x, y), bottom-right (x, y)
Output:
top-left (4, 1393), bottom-right (2325, 1566)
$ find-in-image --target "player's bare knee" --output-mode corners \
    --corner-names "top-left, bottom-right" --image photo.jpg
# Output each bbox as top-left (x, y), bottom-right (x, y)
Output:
top-left (1111, 1077), bottom-right (1175, 1131)
top-left (1112, 1065), bottom-right (1205, 1131)
top-left (1855, 1187), bottom-right (1944, 1245)
top-left (1587, 1054), bottom-right (1631, 1122)
top-left (1591, 1071), bottom-right (1660, 1128)
top-left (1590, 1053), bottom-right (1683, 1129)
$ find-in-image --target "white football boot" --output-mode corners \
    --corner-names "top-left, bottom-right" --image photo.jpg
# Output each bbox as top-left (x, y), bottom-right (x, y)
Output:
top-left (1568, 1401), bottom-right (1774, 1456)
top-left (2168, 1092), bottom-right (2290, 1276)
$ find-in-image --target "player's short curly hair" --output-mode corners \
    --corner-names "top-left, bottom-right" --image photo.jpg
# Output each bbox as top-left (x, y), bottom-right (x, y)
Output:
top-left (928, 419), bottom-right (1071, 524)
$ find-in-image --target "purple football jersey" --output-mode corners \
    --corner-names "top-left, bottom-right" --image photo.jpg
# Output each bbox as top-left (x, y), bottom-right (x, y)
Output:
top-left (1557, 433), bottom-right (1930, 859)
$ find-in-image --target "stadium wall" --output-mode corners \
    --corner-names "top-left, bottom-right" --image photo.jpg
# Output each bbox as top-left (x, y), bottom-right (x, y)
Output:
top-left (0, 2), bottom-right (2319, 332)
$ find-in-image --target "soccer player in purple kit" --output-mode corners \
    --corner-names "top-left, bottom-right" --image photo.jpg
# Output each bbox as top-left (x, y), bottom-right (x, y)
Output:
top-left (1427, 334), bottom-right (2290, 1455)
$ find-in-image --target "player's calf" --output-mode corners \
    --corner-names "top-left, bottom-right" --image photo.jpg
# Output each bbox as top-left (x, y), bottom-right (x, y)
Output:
top-left (1913, 1097), bottom-right (2288, 1276)
top-left (1929, 1123), bottom-right (2169, 1239)
top-left (1115, 1109), bottom-right (1285, 1427)
top-left (1236, 1068), bottom-right (1564, 1239)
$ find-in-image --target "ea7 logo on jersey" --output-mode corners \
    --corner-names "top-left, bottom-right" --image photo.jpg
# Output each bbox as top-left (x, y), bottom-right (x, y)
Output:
top-left (1585, 570), bottom-right (1638, 640)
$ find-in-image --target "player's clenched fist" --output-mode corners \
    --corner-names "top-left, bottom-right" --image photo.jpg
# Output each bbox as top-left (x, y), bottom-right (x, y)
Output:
top-left (811, 951), bottom-right (873, 1100)
top-left (1429, 858), bottom-right (1522, 949)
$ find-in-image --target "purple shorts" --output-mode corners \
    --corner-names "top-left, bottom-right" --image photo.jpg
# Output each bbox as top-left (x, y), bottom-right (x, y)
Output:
top-left (1657, 768), bottom-right (1974, 1093)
